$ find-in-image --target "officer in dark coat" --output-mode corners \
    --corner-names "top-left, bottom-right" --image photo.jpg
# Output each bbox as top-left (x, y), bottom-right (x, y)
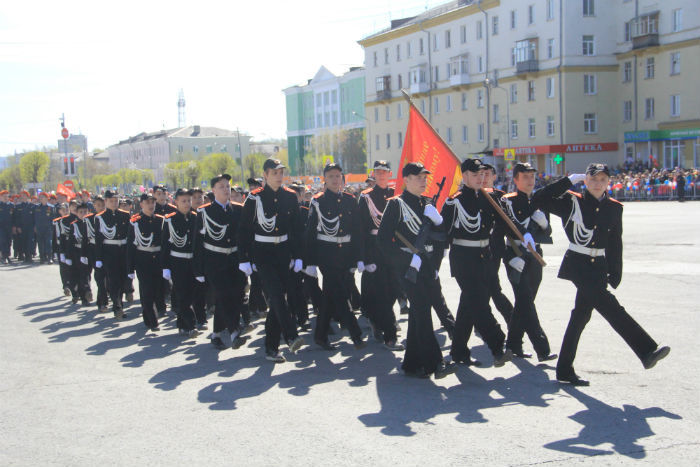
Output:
top-left (542, 163), bottom-right (670, 386)
top-left (13, 190), bottom-right (35, 263)
top-left (305, 162), bottom-right (366, 351)
top-left (34, 192), bottom-right (55, 264)
top-left (378, 162), bottom-right (456, 379)
top-left (0, 190), bottom-right (13, 264)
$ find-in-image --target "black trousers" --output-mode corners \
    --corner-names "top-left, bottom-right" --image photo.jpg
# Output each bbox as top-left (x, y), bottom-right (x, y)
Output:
top-left (59, 260), bottom-right (70, 289)
top-left (135, 255), bottom-right (164, 329)
top-left (401, 267), bottom-right (443, 374)
top-left (13, 232), bottom-right (22, 259)
top-left (287, 270), bottom-right (308, 326)
top-left (192, 279), bottom-right (207, 325)
top-left (430, 277), bottom-right (456, 336)
top-left (103, 245), bottom-right (127, 312)
top-left (505, 255), bottom-right (551, 357)
top-left (346, 271), bottom-right (361, 310)
top-left (316, 265), bottom-right (362, 344)
top-left (248, 271), bottom-right (267, 312)
top-left (0, 228), bottom-right (10, 258)
top-left (302, 274), bottom-right (323, 315)
top-left (451, 254), bottom-right (506, 361)
top-left (206, 265), bottom-right (245, 334)
top-left (489, 256), bottom-right (513, 323)
top-left (36, 229), bottom-right (52, 262)
top-left (20, 228), bottom-right (33, 260)
top-left (94, 266), bottom-right (108, 308)
top-left (171, 257), bottom-right (198, 331)
top-left (69, 257), bottom-right (91, 301)
top-left (361, 263), bottom-right (397, 343)
top-left (557, 281), bottom-right (658, 376)
top-left (257, 261), bottom-right (298, 352)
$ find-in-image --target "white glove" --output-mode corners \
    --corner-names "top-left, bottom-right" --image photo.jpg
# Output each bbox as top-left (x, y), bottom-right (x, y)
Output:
top-left (304, 265), bottom-right (318, 278)
top-left (80, 256), bottom-right (88, 265)
top-left (239, 262), bottom-right (253, 276)
top-left (65, 258), bottom-right (72, 266)
top-left (59, 253), bottom-right (66, 263)
top-left (522, 232), bottom-right (536, 251)
top-left (289, 259), bottom-right (294, 269)
top-left (409, 254), bottom-right (422, 271)
top-left (195, 276), bottom-right (205, 283)
top-left (423, 204), bottom-right (443, 226)
top-left (356, 261), bottom-right (365, 273)
top-left (127, 273), bottom-right (135, 280)
top-left (531, 210), bottom-right (548, 229)
top-left (95, 261), bottom-right (103, 268)
top-left (508, 256), bottom-right (526, 273)
top-left (162, 269), bottom-right (171, 281)
top-left (53, 253), bottom-right (58, 261)
top-left (568, 173), bottom-right (586, 185)
top-left (252, 263), bottom-right (258, 272)
top-left (365, 263), bottom-right (377, 273)
top-left (434, 270), bottom-right (439, 280)
top-left (293, 259), bottom-right (303, 273)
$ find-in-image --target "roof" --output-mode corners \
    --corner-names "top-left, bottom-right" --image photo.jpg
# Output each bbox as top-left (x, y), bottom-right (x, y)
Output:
top-left (109, 126), bottom-right (248, 148)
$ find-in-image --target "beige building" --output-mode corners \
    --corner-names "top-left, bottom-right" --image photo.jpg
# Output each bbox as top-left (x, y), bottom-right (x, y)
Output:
top-left (358, 0), bottom-right (700, 175)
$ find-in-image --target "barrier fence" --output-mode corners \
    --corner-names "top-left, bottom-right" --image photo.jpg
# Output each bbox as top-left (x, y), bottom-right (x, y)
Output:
top-left (610, 183), bottom-right (699, 201)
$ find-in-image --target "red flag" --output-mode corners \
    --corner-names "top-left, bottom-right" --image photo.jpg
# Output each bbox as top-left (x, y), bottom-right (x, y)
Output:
top-left (56, 183), bottom-right (75, 200)
top-left (395, 105), bottom-right (462, 209)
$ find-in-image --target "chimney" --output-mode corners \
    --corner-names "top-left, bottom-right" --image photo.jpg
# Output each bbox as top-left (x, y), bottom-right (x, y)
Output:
top-left (192, 125), bottom-right (200, 136)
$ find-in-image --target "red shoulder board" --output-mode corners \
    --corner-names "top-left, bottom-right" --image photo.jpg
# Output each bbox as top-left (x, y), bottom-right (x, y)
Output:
top-left (483, 187), bottom-right (494, 193)
top-left (502, 192), bottom-right (518, 199)
top-left (343, 192), bottom-right (355, 199)
top-left (283, 186), bottom-right (295, 194)
top-left (52, 217), bottom-right (63, 222)
top-left (567, 190), bottom-right (582, 198)
top-left (165, 212), bottom-right (177, 218)
top-left (96, 210), bottom-right (106, 216)
top-left (250, 187), bottom-right (263, 195)
top-left (130, 214), bottom-right (141, 222)
top-left (312, 192), bottom-right (323, 199)
top-left (361, 187), bottom-right (372, 195)
top-left (85, 213), bottom-right (95, 218)
top-left (190, 210), bottom-right (197, 216)
top-left (449, 191), bottom-right (462, 200)
top-left (608, 197), bottom-right (623, 206)
top-left (118, 209), bottom-right (131, 214)
top-left (155, 214), bottom-right (165, 219)
top-left (168, 203), bottom-right (176, 209)
top-left (300, 205), bottom-right (309, 211)
top-left (387, 195), bottom-right (400, 201)
top-left (70, 219), bottom-right (79, 224)
top-left (199, 202), bottom-right (212, 209)
top-left (231, 201), bottom-right (244, 207)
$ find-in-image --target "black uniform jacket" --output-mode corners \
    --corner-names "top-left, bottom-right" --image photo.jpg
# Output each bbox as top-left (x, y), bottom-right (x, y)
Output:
top-left (358, 185), bottom-right (394, 265)
top-left (193, 201), bottom-right (243, 276)
top-left (127, 212), bottom-right (164, 274)
top-left (161, 210), bottom-right (197, 270)
top-left (94, 209), bottom-right (131, 263)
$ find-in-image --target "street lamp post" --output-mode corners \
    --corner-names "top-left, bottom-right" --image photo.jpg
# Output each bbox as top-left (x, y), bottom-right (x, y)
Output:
top-left (352, 111), bottom-right (372, 171)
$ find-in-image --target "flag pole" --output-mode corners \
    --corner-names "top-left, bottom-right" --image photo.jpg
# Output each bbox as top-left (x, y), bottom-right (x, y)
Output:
top-left (399, 88), bottom-right (546, 267)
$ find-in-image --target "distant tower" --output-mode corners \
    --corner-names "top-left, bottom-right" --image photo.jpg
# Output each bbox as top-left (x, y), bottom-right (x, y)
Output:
top-left (177, 89), bottom-right (186, 128)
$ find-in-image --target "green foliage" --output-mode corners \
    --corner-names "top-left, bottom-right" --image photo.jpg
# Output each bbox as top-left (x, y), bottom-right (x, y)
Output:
top-left (19, 151), bottom-right (50, 184)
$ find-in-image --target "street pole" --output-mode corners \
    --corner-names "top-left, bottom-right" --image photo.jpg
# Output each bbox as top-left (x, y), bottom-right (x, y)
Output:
top-left (236, 128), bottom-right (245, 185)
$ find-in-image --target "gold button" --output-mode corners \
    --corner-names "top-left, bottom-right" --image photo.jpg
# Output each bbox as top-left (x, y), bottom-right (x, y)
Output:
top-left (339, 214), bottom-right (343, 217)
top-left (274, 199), bottom-right (277, 203)
top-left (338, 244), bottom-right (343, 248)
top-left (590, 258), bottom-right (595, 263)
top-left (595, 208), bottom-right (599, 212)
top-left (593, 226), bottom-right (597, 230)
top-left (274, 227), bottom-right (278, 231)
top-left (339, 229), bottom-right (343, 233)
top-left (591, 242), bottom-right (595, 245)
top-left (337, 199), bottom-right (341, 203)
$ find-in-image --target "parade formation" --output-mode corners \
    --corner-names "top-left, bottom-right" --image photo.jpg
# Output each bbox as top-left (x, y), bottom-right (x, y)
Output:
top-left (0, 157), bottom-right (671, 386)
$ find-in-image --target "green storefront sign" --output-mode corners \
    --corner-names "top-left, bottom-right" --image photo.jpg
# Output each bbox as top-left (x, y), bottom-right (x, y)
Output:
top-left (625, 128), bottom-right (700, 142)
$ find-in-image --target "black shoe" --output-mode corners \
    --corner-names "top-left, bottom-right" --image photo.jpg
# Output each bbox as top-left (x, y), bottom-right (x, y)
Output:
top-left (353, 338), bottom-right (367, 350)
top-left (63, 287), bottom-right (71, 297)
top-left (538, 353), bottom-right (558, 362)
top-left (81, 299), bottom-right (90, 306)
top-left (493, 349), bottom-right (513, 367)
top-left (150, 326), bottom-right (160, 332)
top-left (197, 322), bottom-right (208, 330)
top-left (71, 297), bottom-right (80, 304)
top-left (211, 337), bottom-right (226, 350)
top-left (125, 293), bottom-right (134, 303)
top-left (511, 350), bottom-right (533, 359)
top-left (556, 372), bottom-right (590, 387)
top-left (400, 305), bottom-right (409, 315)
top-left (434, 361), bottom-right (458, 379)
top-left (404, 367), bottom-right (430, 378)
top-left (454, 356), bottom-right (482, 367)
top-left (642, 346), bottom-right (670, 370)
top-left (298, 323), bottom-right (312, 332)
top-left (231, 334), bottom-right (250, 349)
top-left (315, 340), bottom-right (338, 351)
top-left (265, 350), bottom-right (286, 363)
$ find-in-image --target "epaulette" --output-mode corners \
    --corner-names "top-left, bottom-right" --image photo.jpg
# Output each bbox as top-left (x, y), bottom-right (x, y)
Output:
top-left (165, 212), bottom-right (177, 218)
top-left (343, 191), bottom-right (356, 199)
top-left (199, 202), bottom-right (212, 210)
top-left (155, 214), bottom-right (165, 219)
top-left (130, 214), bottom-right (141, 222)
top-left (118, 209), bottom-right (130, 214)
top-left (283, 186), bottom-right (295, 194)
top-left (312, 192), bottom-right (323, 199)
top-left (448, 191), bottom-right (462, 200)
top-left (300, 205), bottom-right (309, 211)
top-left (387, 195), bottom-right (400, 201)
top-left (52, 216), bottom-right (63, 222)
top-left (231, 201), bottom-right (244, 207)
top-left (250, 187), bottom-right (263, 195)
top-left (70, 219), bottom-right (79, 224)
top-left (502, 192), bottom-right (518, 199)
top-left (190, 210), bottom-right (197, 216)
top-left (608, 197), bottom-right (623, 206)
top-left (168, 203), bottom-right (176, 209)
top-left (96, 210), bottom-right (106, 216)
top-left (567, 190), bottom-right (582, 198)
top-left (361, 187), bottom-right (372, 195)
top-left (85, 213), bottom-right (95, 218)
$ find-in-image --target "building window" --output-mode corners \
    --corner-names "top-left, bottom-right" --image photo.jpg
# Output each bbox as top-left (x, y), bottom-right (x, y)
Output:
top-left (510, 84), bottom-right (518, 104)
top-left (420, 99), bottom-right (426, 114)
top-left (406, 41), bottom-right (412, 58)
top-left (546, 0), bottom-right (555, 20)
top-left (396, 44), bottom-right (401, 61)
top-left (386, 134), bottom-right (391, 149)
top-left (323, 91), bottom-right (330, 105)
top-left (670, 52), bottom-right (680, 75)
top-left (623, 100), bottom-right (632, 122)
top-left (324, 112), bottom-right (329, 126)
top-left (373, 51), bottom-right (377, 67)
top-left (645, 57), bottom-right (655, 79)
top-left (624, 22), bottom-right (631, 41)
top-left (583, 0), bottom-right (594, 17)
top-left (374, 107), bottom-right (379, 123)
top-left (493, 104), bottom-right (499, 122)
top-left (433, 33), bottom-right (439, 51)
top-left (672, 8), bottom-right (682, 32)
top-left (398, 73), bottom-right (403, 90)
top-left (546, 77), bottom-right (555, 98)
top-left (644, 98), bottom-right (654, 120)
top-left (510, 10), bottom-right (516, 29)
top-left (528, 118), bottom-right (536, 138)
top-left (478, 55), bottom-right (483, 73)
top-left (375, 135), bottom-right (380, 151)
top-left (331, 90), bottom-right (337, 104)
top-left (434, 97), bottom-right (440, 114)
top-left (546, 116), bottom-right (555, 136)
top-left (528, 80), bottom-right (535, 101)
top-left (445, 29), bottom-right (451, 48)
top-left (446, 95), bottom-right (452, 112)
top-left (529, 5), bottom-right (535, 24)
top-left (206, 145), bottom-right (213, 153)
top-left (623, 61), bottom-right (632, 82)
top-left (419, 37), bottom-right (424, 55)
top-left (177, 144), bottom-right (183, 153)
top-left (492, 16), bottom-right (499, 35)
top-left (583, 74), bottom-right (597, 95)
top-left (476, 20), bottom-right (483, 40)
top-left (193, 145), bottom-right (199, 154)
top-left (462, 125), bottom-right (468, 143)
top-left (670, 95), bottom-right (680, 117)
top-left (397, 103), bottom-right (403, 119)
top-left (478, 123), bottom-right (485, 142)
top-left (477, 89), bottom-right (484, 108)
top-left (584, 113), bottom-right (597, 133)
top-left (384, 48), bottom-right (389, 64)
top-left (461, 92), bottom-right (468, 110)
top-left (398, 132), bottom-right (403, 148)
top-left (447, 127), bottom-right (453, 144)
top-left (582, 35), bottom-right (595, 56)
top-left (515, 39), bottom-right (537, 65)
top-left (385, 105), bottom-right (390, 121)
top-left (316, 94), bottom-right (322, 108)
top-left (547, 38), bottom-right (554, 59)
top-left (434, 65), bottom-right (440, 82)
top-left (460, 25), bottom-right (467, 43)
top-left (511, 120), bottom-right (518, 139)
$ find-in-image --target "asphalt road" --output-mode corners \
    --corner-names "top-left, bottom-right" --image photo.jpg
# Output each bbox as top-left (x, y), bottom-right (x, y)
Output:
top-left (1, 200), bottom-right (699, 466)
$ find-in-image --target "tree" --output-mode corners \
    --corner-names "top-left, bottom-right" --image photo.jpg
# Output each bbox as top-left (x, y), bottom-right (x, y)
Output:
top-left (0, 165), bottom-right (22, 192)
top-left (200, 153), bottom-right (240, 185)
top-left (243, 153), bottom-right (269, 179)
top-left (338, 128), bottom-right (367, 174)
top-left (164, 162), bottom-right (182, 190)
top-left (182, 160), bottom-right (202, 188)
top-left (19, 151), bottom-right (50, 185)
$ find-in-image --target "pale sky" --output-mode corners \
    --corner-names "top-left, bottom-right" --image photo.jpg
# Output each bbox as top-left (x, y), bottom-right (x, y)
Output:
top-left (0, 0), bottom-right (446, 157)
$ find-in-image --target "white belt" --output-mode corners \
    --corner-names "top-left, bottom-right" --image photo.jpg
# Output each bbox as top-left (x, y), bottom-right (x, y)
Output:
top-left (170, 251), bottom-right (193, 259)
top-left (317, 234), bottom-right (352, 244)
top-left (204, 243), bottom-right (237, 255)
top-left (401, 245), bottom-right (434, 253)
top-left (453, 238), bottom-right (489, 248)
top-left (103, 239), bottom-right (127, 246)
top-left (370, 229), bottom-right (378, 235)
top-left (136, 246), bottom-right (161, 253)
top-left (568, 243), bottom-right (605, 257)
top-left (255, 234), bottom-right (288, 244)
top-left (89, 239), bottom-right (96, 245)
top-left (74, 243), bottom-right (81, 248)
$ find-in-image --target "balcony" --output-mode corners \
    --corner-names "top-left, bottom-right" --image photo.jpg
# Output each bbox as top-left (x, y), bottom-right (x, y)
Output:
top-left (516, 59), bottom-right (539, 73)
top-left (514, 38), bottom-right (538, 75)
top-left (376, 88), bottom-right (392, 101)
top-left (375, 75), bottom-right (391, 101)
top-left (449, 55), bottom-right (470, 87)
top-left (410, 81), bottom-right (429, 94)
top-left (630, 13), bottom-right (659, 50)
top-left (450, 73), bottom-right (470, 87)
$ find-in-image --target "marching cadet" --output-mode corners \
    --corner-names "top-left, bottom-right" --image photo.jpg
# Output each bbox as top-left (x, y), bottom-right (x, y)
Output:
top-left (162, 188), bottom-right (206, 337)
top-left (52, 203), bottom-right (71, 294)
top-left (68, 203), bottom-right (92, 305)
top-left (85, 196), bottom-right (108, 312)
top-left (244, 179), bottom-right (270, 319)
top-left (541, 163), bottom-right (670, 386)
top-left (358, 160), bottom-right (403, 350)
top-left (154, 185), bottom-right (177, 216)
top-left (305, 162), bottom-right (366, 352)
top-left (286, 182), bottom-right (311, 331)
top-left (297, 186), bottom-right (324, 321)
top-left (13, 190), bottom-right (35, 263)
top-left (378, 162), bottom-right (456, 379)
top-left (127, 193), bottom-right (166, 331)
top-left (95, 191), bottom-right (131, 319)
top-left (194, 174), bottom-right (248, 351)
top-left (0, 190), bottom-right (13, 264)
top-left (34, 192), bottom-right (55, 264)
top-left (238, 159), bottom-right (305, 363)
top-left (499, 162), bottom-right (571, 361)
top-left (189, 187), bottom-right (209, 320)
top-left (58, 201), bottom-right (79, 300)
top-left (118, 197), bottom-right (136, 303)
top-left (441, 158), bottom-right (519, 368)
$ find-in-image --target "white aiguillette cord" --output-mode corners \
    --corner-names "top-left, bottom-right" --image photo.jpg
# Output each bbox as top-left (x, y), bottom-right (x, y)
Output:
top-left (131, 218), bottom-right (154, 248)
top-left (362, 192), bottom-right (383, 228)
top-left (200, 206), bottom-right (227, 241)
top-left (166, 217), bottom-right (187, 248)
top-left (446, 197), bottom-right (481, 233)
top-left (311, 198), bottom-right (340, 237)
top-left (395, 197), bottom-right (422, 236)
top-left (566, 195), bottom-right (594, 246)
top-left (248, 194), bottom-right (276, 233)
top-left (97, 215), bottom-right (116, 240)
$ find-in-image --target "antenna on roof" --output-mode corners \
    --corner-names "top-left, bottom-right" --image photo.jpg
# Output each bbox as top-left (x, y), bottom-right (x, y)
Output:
top-left (177, 89), bottom-right (186, 128)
